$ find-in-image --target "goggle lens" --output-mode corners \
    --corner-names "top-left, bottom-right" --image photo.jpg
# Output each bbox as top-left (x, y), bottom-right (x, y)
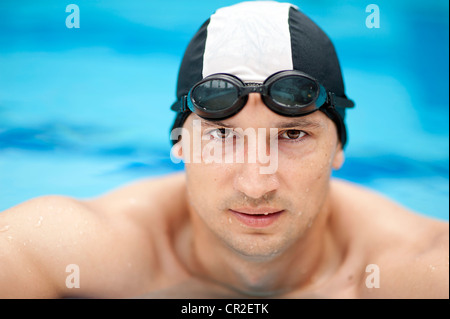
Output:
top-left (192, 79), bottom-right (238, 111)
top-left (270, 76), bottom-right (318, 108)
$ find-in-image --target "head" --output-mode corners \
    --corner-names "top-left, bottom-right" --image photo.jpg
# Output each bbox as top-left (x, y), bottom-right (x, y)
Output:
top-left (169, 1), bottom-right (354, 259)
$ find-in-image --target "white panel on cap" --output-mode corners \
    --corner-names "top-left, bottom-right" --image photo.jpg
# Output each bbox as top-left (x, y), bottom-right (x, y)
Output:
top-left (203, 1), bottom-right (294, 83)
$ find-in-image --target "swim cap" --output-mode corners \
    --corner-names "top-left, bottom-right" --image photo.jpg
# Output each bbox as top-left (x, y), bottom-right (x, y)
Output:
top-left (170, 1), bottom-right (353, 146)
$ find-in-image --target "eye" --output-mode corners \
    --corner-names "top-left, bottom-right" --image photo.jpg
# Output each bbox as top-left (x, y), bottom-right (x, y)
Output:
top-left (208, 128), bottom-right (235, 140)
top-left (279, 129), bottom-right (306, 141)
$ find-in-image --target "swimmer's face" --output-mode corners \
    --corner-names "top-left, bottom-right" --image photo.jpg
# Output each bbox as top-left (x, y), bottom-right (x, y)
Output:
top-left (176, 93), bottom-right (344, 259)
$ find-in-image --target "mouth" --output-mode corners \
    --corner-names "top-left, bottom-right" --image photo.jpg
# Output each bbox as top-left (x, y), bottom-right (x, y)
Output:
top-left (229, 207), bottom-right (284, 228)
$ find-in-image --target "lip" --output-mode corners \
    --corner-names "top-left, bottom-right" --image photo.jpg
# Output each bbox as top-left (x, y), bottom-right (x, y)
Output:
top-left (230, 207), bottom-right (283, 215)
top-left (229, 208), bottom-right (284, 228)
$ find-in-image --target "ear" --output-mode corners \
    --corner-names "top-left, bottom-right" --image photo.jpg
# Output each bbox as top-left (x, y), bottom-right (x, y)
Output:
top-left (170, 139), bottom-right (184, 160)
top-left (332, 145), bottom-right (345, 170)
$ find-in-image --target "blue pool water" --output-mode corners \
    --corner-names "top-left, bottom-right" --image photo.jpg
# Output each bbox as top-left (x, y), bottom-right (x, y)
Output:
top-left (0, 0), bottom-right (448, 220)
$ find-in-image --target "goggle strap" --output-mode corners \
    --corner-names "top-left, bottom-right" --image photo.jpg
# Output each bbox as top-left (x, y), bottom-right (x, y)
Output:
top-left (170, 96), bottom-right (189, 112)
top-left (333, 95), bottom-right (355, 109)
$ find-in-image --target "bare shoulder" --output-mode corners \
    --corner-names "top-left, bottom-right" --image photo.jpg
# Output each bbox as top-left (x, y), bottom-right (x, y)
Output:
top-left (86, 171), bottom-right (187, 220)
top-left (330, 179), bottom-right (449, 298)
top-left (0, 195), bottom-right (107, 297)
top-left (0, 171), bottom-right (188, 298)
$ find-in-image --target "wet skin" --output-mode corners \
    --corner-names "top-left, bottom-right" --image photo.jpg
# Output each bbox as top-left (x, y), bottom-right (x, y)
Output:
top-left (0, 94), bottom-right (448, 298)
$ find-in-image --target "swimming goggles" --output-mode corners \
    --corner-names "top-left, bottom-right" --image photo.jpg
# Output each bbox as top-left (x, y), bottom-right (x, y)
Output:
top-left (171, 70), bottom-right (354, 143)
top-left (171, 70), bottom-right (354, 120)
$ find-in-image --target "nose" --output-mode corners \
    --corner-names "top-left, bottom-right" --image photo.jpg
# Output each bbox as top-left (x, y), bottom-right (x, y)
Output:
top-left (231, 93), bottom-right (280, 200)
top-left (233, 162), bottom-right (280, 200)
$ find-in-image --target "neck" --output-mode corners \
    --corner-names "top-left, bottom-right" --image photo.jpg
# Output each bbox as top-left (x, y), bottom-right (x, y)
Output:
top-left (186, 196), bottom-right (344, 297)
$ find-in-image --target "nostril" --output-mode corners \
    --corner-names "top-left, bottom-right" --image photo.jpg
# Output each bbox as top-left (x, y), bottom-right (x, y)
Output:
top-left (234, 171), bottom-right (279, 200)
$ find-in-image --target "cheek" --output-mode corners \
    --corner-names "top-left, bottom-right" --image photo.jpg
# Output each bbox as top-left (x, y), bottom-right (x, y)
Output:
top-left (185, 163), bottom-right (212, 200)
top-left (278, 140), bottom-right (334, 181)
top-left (185, 163), bottom-right (237, 235)
top-left (278, 157), bottom-right (331, 198)
top-left (276, 143), bottom-right (335, 210)
top-left (185, 162), bottom-right (230, 212)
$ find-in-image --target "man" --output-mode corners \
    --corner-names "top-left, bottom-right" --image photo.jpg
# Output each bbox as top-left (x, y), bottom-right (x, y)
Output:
top-left (0, 1), bottom-right (448, 299)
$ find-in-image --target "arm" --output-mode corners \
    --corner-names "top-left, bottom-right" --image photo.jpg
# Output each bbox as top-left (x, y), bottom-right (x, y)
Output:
top-left (0, 172), bottom-right (187, 298)
top-left (330, 179), bottom-right (449, 299)
top-left (360, 223), bottom-right (449, 299)
top-left (0, 196), bottom-right (97, 297)
top-left (393, 227), bottom-right (449, 299)
top-left (0, 195), bottom-right (150, 298)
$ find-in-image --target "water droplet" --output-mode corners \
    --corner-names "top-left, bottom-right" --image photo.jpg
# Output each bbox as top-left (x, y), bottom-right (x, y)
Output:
top-left (34, 216), bottom-right (44, 228)
top-left (429, 265), bottom-right (436, 272)
top-left (228, 217), bottom-right (233, 224)
top-left (0, 225), bottom-right (10, 232)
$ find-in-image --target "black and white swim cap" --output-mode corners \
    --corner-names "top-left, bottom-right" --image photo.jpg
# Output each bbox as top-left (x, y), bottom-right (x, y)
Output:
top-left (170, 1), bottom-right (353, 146)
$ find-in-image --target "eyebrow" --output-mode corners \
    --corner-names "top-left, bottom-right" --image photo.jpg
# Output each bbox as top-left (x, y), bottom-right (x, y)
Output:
top-left (200, 119), bottom-right (234, 128)
top-left (200, 118), bottom-right (323, 129)
top-left (273, 119), bottom-right (323, 129)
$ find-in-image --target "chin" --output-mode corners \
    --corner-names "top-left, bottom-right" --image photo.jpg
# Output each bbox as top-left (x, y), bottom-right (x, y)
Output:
top-left (223, 234), bottom-right (290, 261)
